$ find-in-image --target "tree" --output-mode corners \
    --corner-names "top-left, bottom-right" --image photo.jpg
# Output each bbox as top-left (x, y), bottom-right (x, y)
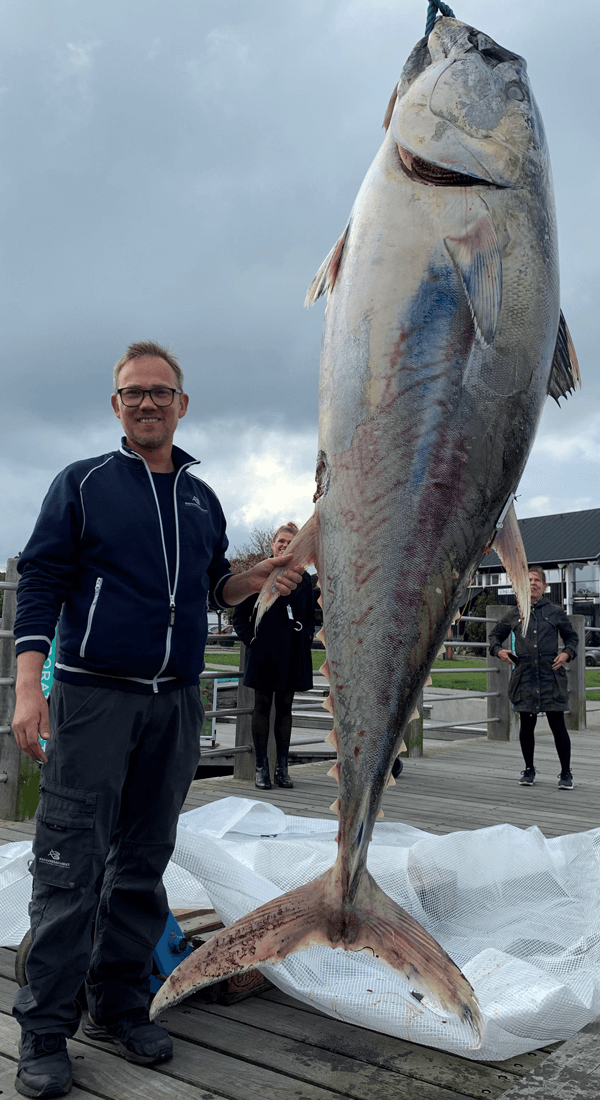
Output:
top-left (463, 588), bottom-right (498, 644)
top-left (228, 527), bottom-right (275, 575)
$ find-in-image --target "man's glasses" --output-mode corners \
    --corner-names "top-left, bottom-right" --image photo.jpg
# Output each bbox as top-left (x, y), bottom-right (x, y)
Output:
top-left (117, 387), bottom-right (182, 407)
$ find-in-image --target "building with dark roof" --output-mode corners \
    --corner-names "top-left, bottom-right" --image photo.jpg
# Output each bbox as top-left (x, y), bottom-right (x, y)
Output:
top-left (474, 508), bottom-right (600, 625)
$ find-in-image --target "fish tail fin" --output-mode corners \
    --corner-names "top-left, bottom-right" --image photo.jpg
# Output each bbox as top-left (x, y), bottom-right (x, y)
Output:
top-left (493, 500), bottom-right (530, 632)
top-left (150, 872), bottom-right (334, 1019)
top-left (149, 865), bottom-right (481, 1045)
top-left (255, 511), bottom-right (320, 628)
top-left (349, 870), bottom-right (482, 1044)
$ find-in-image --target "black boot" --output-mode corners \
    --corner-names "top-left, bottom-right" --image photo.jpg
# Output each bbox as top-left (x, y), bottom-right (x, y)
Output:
top-left (255, 760), bottom-right (271, 790)
top-left (274, 759), bottom-right (293, 788)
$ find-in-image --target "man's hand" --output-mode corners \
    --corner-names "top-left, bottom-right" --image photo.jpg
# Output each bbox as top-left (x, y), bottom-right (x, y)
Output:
top-left (222, 554), bottom-right (304, 606)
top-left (12, 652), bottom-right (50, 764)
top-left (552, 651), bottom-right (570, 671)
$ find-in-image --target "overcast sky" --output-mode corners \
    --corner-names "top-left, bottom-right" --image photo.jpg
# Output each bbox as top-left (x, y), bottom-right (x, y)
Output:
top-left (1, 0), bottom-right (596, 566)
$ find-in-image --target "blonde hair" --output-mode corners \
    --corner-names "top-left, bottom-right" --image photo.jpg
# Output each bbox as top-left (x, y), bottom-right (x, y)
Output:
top-left (274, 522), bottom-right (299, 540)
top-left (113, 341), bottom-right (184, 390)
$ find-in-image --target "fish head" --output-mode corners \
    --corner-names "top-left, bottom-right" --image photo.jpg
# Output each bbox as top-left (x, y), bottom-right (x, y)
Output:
top-left (388, 17), bottom-right (548, 190)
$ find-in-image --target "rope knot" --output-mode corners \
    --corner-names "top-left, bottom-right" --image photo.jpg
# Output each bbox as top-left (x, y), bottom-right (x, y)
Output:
top-left (425, 0), bottom-right (455, 38)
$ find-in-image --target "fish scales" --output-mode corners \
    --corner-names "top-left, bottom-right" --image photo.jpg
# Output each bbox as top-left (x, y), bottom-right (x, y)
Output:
top-left (150, 17), bottom-right (580, 1040)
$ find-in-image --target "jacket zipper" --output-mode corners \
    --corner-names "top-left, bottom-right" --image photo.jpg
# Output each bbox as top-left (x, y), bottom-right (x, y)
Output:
top-left (120, 446), bottom-right (198, 692)
top-left (143, 463), bottom-right (189, 692)
top-left (79, 577), bottom-right (103, 658)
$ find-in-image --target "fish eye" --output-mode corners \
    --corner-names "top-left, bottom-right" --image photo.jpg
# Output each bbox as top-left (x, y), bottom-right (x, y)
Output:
top-left (505, 81), bottom-right (525, 101)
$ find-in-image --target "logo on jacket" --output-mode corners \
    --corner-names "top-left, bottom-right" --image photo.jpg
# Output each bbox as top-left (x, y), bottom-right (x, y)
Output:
top-left (49, 850), bottom-right (60, 861)
top-left (185, 496), bottom-right (208, 513)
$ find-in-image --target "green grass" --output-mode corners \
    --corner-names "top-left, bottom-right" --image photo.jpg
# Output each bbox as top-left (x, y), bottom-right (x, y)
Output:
top-left (203, 647), bottom-right (328, 672)
top-left (203, 649), bottom-right (600, 692)
top-left (430, 658), bottom-right (487, 692)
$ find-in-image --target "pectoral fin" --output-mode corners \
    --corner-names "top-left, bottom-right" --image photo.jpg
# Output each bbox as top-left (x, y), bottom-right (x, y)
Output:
top-left (548, 311), bottom-right (581, 403)
top-left (305, 224), bottom-right (350, 306)
top-left (493, 500), bottom-right (530, 633)
top-left (444, 196), bottom-right (501, 347)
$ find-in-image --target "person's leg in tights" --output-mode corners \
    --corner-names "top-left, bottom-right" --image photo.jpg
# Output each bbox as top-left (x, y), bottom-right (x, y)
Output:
top-left (273, 690), bottom-right (295, 788)
top-left (519, 712), bottom-right (537, 781)
top-left (546, 711), bottom-right (572, 781)
top-left (252, 689), bottom-right (273, 788)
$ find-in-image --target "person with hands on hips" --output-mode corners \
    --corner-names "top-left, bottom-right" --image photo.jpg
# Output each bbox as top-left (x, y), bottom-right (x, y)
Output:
top-left (10, 341), bottom-right (302, 1099)
top-left (488, 566), bottom-right (578, 790)
top-left (233, 523), bottom-right (314, 791)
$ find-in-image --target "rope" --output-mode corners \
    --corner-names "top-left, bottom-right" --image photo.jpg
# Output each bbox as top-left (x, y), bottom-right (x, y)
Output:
top-left (425, 0), bottom-right (455, 37)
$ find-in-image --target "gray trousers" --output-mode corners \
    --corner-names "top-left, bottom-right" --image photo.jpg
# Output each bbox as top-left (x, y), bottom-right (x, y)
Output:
top-left (13, 681), bottom-right (202, 1035)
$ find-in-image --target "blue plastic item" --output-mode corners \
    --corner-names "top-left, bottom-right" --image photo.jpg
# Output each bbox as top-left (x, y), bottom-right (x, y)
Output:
top-left (150, 910), bottom-right (194, 994)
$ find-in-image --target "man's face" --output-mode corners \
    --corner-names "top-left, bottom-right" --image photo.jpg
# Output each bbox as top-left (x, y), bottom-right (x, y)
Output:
top-left (111, 356), bottom-right (189, 452)
top-left (529, 572), bottom-right (545, 603)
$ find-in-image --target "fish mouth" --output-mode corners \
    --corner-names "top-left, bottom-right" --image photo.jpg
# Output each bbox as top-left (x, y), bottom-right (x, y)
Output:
top-left (396, 144), bottom-right (497, 188)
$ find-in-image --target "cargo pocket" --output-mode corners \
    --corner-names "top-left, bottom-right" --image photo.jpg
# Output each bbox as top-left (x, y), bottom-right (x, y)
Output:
top-left (33, 780), bottom-right (96, 890)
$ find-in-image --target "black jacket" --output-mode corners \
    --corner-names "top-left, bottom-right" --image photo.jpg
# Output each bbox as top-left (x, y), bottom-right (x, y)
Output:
top-left (488, 598), bottom-right (579, 713)
top-left (233, 572), bottom-right (314, 693)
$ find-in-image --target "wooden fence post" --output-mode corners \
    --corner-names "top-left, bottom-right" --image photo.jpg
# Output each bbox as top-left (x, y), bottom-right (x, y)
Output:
top-left (565, 614), bottom-right (586, 731)
top-left (486, 605), bottom-right (519, 741)
top-left (0, 557), bottom-right (41, 819)
top-left (402, 691), bottom-right (423, 757)
top-left (233, 643), bottom-right (254, 780)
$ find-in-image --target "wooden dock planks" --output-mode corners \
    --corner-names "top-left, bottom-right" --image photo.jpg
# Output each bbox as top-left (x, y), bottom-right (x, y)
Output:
top-left (0, 726), bottom-right (598, 1098)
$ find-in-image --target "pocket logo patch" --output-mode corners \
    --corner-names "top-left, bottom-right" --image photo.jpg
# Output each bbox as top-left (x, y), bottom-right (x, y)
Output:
top-left (40, 851), bottom-right (71, 869)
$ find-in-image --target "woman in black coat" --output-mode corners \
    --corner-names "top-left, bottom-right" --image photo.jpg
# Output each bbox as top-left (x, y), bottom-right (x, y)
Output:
top-left (488, 566), bottom-right (579, 789)
top-left (233, 524), bottom-right (314, 791)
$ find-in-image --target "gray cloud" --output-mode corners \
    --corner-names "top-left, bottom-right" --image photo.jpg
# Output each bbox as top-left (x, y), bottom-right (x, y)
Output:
top-left (1, 0), bottom-right (597, 562)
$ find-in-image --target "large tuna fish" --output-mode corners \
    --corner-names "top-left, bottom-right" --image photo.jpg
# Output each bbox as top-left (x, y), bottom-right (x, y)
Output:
top-left (151, 17), bottom-right (579, 1035)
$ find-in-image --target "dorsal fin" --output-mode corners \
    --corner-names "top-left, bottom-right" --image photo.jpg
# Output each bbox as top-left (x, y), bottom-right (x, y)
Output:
top-left (548, 312), bottom-right (581, 404)
top-left (305, 224), bottom-right (350, 307)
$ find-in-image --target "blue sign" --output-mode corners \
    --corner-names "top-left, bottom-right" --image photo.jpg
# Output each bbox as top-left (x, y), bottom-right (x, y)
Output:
top-left (40, 637), bottom-right (56, 700)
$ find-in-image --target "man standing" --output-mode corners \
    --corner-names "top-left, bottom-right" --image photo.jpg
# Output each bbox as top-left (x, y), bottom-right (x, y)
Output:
top-left (11, 341), bottom-right (301, 1098)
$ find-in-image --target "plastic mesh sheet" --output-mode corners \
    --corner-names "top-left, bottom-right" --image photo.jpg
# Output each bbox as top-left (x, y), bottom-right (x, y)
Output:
top-left (2, 797), bottom-right (600, 1060)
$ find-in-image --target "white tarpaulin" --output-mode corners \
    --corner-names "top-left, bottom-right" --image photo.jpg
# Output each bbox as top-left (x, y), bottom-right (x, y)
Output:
top-left (3, 797), bottom-right (600, 1061)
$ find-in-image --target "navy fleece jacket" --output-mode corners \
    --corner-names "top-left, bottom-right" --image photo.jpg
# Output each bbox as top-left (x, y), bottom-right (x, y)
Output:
top-left (14, 441), bottom-right (232, 693)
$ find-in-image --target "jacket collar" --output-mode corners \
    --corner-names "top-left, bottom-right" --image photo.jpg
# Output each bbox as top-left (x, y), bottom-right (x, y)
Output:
top-left (532, 595), bottom-right (551, 609)
top-left (118, 437), bottom-right (200, 471)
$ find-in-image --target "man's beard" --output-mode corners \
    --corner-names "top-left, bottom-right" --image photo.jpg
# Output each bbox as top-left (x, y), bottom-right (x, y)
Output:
top-left (128, 425), bottom-right (170, 450)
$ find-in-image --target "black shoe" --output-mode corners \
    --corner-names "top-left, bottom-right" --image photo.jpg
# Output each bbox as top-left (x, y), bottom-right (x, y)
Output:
top-left (519, 767), bottom-right (536, 785)
top-left (254, 761), bottom-right (271, 790)
top-left (391, 757), bottom-right (403, 779)
top-left (82, 1008), bottom-right (172, 1066)
top-left (16, 1032), bottom-right (72, 1098)
top-left (558, 770), bottom-right (574, 789)
top-left (274, 764), bottom-right (293, 788)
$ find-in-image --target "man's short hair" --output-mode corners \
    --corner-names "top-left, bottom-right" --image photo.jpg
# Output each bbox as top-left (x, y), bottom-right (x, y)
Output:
top-left (113, 341), bottom-right (184, 390)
